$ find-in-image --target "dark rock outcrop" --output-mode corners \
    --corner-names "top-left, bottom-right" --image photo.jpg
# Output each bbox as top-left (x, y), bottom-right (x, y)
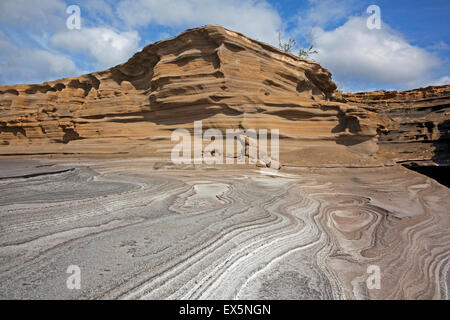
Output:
top-left (344, 85), bottom-right (450, 166)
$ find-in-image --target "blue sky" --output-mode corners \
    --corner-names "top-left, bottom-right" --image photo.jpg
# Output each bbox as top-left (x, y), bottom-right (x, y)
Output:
top-left (0, 0), bottom-right (449, 92)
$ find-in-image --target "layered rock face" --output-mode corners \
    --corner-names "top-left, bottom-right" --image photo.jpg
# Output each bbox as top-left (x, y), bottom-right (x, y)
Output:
top-left (1, 25), bottom-right (448, 168)
top-left (0, 25), bottom-right (381, 166)
top-left (0, 25), bottom-right (449, 300)
top-left (344, 86), bottom-right (450, 166)
top-left (0, 160), bottom-right (449, 299)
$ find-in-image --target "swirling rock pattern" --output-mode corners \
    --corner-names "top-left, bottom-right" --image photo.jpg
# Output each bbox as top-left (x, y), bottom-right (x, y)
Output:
top-left (0, 159), bottom-right (448, 299)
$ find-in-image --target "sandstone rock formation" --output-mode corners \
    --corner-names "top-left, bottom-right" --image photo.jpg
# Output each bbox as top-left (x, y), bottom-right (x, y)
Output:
top-left (344, 86), bottom-right (450, 166)
top-left (0, 25), bottom-right (448, 169)
top-left (0, 25), bottom-right (449, 300)
top-left (0, 25), bottom-right (382, 166)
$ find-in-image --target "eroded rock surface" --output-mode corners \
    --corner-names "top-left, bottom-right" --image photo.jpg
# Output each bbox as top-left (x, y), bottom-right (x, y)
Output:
top-left (344, 86), bottom-right (450, 166)
top-left (0, 160), bottom-right (448, 299)
top-left (0, 25), bottom-right (382, 166)
top-left (0, 26), bottom-right (448, 300)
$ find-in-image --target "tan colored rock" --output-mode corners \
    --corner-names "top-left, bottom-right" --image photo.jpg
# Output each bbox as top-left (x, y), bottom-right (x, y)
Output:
top-left (0, 25), bottom-right (388, 166)
top-left (256, 159), bottom-right (266, 168)
top-left (268, 160), bottom-right (282, 170)
top-left (344, 85), bottom-right (450, 166)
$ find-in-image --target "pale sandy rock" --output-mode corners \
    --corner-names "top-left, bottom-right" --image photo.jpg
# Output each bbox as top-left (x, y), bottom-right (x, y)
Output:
top-left (256, 159), bottom-right (266, 168)
top-left (0, 159), bottom-right (448, 299)
top-left (268, 160), bottom-right (282, 170)
top-left (0, 25), bottom-right (448, 168)
top-left (0, 25), bottom-right (384, 167)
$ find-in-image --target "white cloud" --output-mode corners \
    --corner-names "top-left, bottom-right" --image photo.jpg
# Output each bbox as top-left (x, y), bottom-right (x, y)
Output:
top-left (116, 0), bottom-right (282, 45)
top-left (84, 0), bottom-right (115, 19)
top-left (81, 0), bottom-right (120, 28)
top-left (0, 1), bottom-right (81, 84)
top-left (427, 76), bottom-right (450, 86)
top-left (293, 0), bottom-right (363, 41)
top-left (51, 28), bottom-right (141, 68)
top-left (0, 33), bottom-right (78, 85)
top-left (300, 0), bottom-right (360, 28)
top-left (310, 17), bottom-right (440, 89)
top-left (0, 0), bottom-right (66, 31)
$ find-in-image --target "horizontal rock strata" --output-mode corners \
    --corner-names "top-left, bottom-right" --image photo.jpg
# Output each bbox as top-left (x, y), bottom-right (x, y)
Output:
top-left (344, 86), bottom-right (450, 166)
top-left (0, 25), bottom-right (382, 166)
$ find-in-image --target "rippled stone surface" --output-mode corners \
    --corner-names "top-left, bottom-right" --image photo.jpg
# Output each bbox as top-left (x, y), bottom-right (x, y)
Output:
top-left (0, 159), bottom-right (449, 299)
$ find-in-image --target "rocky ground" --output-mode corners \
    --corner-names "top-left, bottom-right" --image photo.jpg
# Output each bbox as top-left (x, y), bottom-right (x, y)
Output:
top-left (0, 158), bottom-right (448, 299)
top-left (0, 25), bottom-right (449, 300)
